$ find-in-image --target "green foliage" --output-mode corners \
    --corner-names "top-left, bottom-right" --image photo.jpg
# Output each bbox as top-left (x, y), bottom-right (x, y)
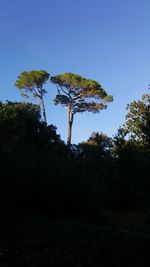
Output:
top-left (51, 72), bottom-right (113, 114)
top-left (15, 70), bottom-right (50, 124)
top-left (1, 87), bottom-right (149, 220)
top-left (15, 70), bottom-right (50, 99)
top-left (125, 94), bottom-right (150, 148)
top-left (77, 132), bottom-right (112, 160)
top-left (87, 131), bottom-right (113, 149)
top-left (51, 72), bottom-right (113, 145)
top-left (111, 94), bottom-right (150, 211)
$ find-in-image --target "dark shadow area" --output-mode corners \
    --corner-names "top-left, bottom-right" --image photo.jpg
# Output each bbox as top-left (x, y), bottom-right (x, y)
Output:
top-left (0, 100), bottom-right (149, 266)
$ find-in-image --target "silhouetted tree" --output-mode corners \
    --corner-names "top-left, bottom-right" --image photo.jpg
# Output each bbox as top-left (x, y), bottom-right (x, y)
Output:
top-left (0, 101), bottom-right (65, 211)
top-left (111, 108), bottom-right (149, 212)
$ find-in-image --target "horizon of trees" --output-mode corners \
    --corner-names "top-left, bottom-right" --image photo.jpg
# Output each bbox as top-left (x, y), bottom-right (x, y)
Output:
top-left (0, 70), bottom-right (149, 221)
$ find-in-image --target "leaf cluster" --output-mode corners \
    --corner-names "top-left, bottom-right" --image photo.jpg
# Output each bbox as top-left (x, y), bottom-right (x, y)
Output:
top-left (51, 72), bottom-right (113, 114)
top-left (125, 94), bottom-right (150, 146)
top-left (15, 70), bottom-right (50, 99)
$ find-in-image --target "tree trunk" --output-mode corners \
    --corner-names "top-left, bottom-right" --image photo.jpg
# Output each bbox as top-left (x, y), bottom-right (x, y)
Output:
top-left (41, 96), bottom-right (47, 126)
top-left (67, 107), bottom-right (73, 146)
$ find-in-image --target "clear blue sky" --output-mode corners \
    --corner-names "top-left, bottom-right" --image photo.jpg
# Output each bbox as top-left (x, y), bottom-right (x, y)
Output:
top-left (1, 0), bottom-right (150, 144)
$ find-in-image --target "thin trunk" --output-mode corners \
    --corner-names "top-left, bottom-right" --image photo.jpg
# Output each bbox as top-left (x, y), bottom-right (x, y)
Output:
top-left (41, 96), bottom-right (47, 126)
top-left (67, 107), bottom-right (73, 146)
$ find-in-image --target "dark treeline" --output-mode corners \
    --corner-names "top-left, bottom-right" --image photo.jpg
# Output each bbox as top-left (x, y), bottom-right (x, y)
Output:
top-left (0, 92), bottom-right (149, 222)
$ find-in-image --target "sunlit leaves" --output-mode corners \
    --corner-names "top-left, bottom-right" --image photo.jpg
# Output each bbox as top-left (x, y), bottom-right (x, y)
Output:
top-left (124, 94), bottom-right (150, 147)
top-left (51, 72), bottom-right (113, 114)
top-left (15, 70), bottom-right (50, 99)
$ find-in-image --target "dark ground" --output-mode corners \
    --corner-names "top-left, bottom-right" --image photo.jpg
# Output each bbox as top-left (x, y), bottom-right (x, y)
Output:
top-left (0, 210), bottom-right (149, 266)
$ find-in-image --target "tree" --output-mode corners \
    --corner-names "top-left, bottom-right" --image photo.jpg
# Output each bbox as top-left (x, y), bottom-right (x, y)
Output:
top-left (15, 70), bottom-right (50, 125)
top-left (124, 94), bottom-right (150, 149)
top-left (111, 94), bottom-right (150, 212)
top-left (50, 72), bottom-right (113, 145)
top-left (0, 101), bottom-right (41, 187)
top-left (0, 101), bottom-right (68, 212)
top-left (87, 131), bottom-right (112, 150)
top-left (77, 132), bottom-right (112, 159)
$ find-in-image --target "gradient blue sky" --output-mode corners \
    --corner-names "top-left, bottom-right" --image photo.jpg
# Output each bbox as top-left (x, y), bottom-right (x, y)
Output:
top-left (1, 0), bottom-right (150, 143)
